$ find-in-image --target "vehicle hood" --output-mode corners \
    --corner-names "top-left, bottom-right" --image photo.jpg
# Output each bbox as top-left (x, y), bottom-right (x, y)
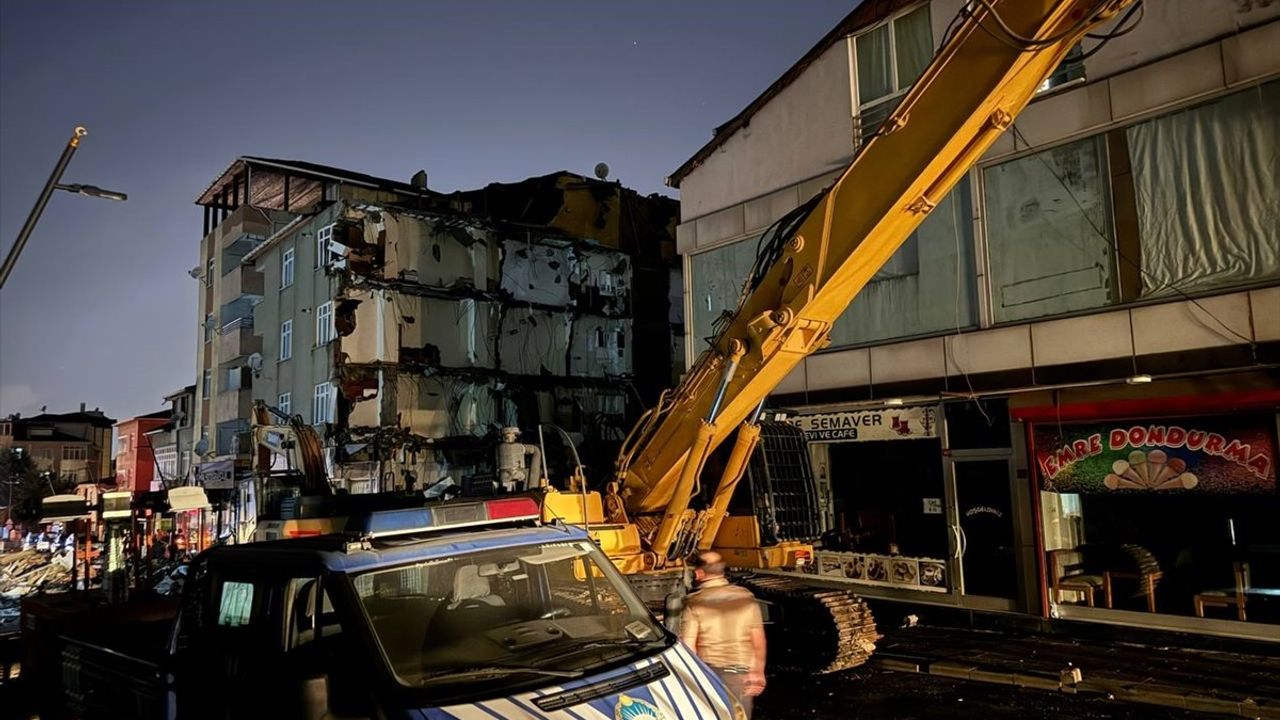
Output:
top-left (417, 643), bottom-right (739, 719)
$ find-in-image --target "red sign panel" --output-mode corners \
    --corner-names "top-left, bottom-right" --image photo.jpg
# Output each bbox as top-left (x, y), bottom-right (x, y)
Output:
top-left (1033, 414), bottom-right (1276, 494)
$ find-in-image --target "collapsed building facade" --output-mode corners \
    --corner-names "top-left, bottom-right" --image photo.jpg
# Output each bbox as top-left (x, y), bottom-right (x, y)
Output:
top-left (192, 158), bottom-right (680, 508)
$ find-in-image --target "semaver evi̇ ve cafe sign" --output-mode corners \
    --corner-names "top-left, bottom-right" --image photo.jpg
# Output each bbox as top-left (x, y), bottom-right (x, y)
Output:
top-left (1034, 415), bottom-right (1277, 494)
top-left (786, 405), bottom-right (938, 442)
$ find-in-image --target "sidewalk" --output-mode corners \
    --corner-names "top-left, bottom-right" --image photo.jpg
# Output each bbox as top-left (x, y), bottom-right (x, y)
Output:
top-left (869, 624), bottom-right (1280, 718)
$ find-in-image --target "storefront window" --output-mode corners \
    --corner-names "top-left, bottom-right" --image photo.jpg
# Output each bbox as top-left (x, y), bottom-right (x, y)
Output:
top-left (1034, 414), bottom-right (1279, 627)
top-left (797, 406), bottom-right (950, 593)
top-left (829, 176), bottom-right (976, 346)
top-left (688, 237), bottom-right (758, 349)
top-left (1127, 80), bottom-right (1280, 297)
top-left (985, 135), bottom-right (1116, 323)
top-left (688, 177), bottom-right (975, 353)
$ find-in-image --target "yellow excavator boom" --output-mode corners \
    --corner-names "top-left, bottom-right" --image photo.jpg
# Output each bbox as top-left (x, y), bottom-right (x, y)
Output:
top-left (613, 0), bottom-right (1138, 564)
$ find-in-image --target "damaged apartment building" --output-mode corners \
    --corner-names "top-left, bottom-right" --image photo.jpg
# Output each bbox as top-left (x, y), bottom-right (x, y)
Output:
top-left (193, 157), bottom-right (680, 499)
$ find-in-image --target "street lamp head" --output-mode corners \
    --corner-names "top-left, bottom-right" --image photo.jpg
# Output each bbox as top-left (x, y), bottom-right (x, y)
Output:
top-left (56, 183), bottom-right (127, 202)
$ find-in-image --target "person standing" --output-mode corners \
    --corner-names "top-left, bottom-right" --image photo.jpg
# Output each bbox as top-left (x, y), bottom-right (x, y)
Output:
top-left (678, 551), bottom-right (767, 717)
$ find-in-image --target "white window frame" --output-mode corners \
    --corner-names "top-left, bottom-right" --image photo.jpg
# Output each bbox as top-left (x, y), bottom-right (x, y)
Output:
top-left (316, 224), bottom-right (334, 268)
top-left (205, 258), bottom-right (215, 287)
top-left (204, 313), bottom-right (215, 343)
top-left (279, 320), bottom-right (293, 361)
top-left (312, 382), bottom-right (335, 425)
top-left (277, 392), bottom-right (292, 417)
top-left (281, 246), bottom-right (295, 288)
top-left (202, 369), bottom-right (212, 397)
top-left (853, 3), bottom-right (931, 142)
top-left (316, 301), bottom-right (335, 345)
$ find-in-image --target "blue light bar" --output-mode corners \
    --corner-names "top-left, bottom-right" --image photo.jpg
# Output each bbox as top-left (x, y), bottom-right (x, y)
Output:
top-left (347, 507), bottom-right (434, 537)
top-left (347, 499), bottom-right (529, 539)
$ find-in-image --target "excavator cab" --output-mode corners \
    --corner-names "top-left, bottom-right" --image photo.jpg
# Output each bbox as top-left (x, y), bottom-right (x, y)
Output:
top-left (711, 420), bottom-right (822, 570)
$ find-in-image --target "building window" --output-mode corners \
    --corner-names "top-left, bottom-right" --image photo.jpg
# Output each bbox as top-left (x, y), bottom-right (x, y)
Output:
top-left (280, 320), bottom-right (293, 360)
top-left (1037, 44), bottom-right (1086, 95)
top-left (854, 4), bottom-right (931, 142)
top-left (226, 366), bottom-right (249, 392)
top-left (205, 258), bottom-right (214, 287)
top-left (0, 422), bottom-right (10, 437)
top-left (118, 435), bottom-right (131, 455)
top-left (281, 246), bottom-right (295, 288)
top-left (985, 135), bottom-right (1116, 323)
top-left (1124, 81), bottom-right (1279, 297)
top-left (62, 446), bottom-right (86, 461)
top-left (203, 369), bottom-right (212, 397)
top-left (316, 224), bottom-right (334, 268)
top-left (316, 301), bottom-right (335, 345)
top-left (204, 313), bottom-right (215, 343)
top-left (278, 392), bottom-right (291, 417)
top-left (313, 382), bottom-right (335, 425)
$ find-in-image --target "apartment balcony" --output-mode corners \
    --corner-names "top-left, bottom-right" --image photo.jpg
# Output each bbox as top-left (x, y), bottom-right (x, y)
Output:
top-left (219, 265), bottom-right (264, 305)
top-left (215, 385), bottom-right (254, 423)
top-left (217, 317), bottom-right (262, 362)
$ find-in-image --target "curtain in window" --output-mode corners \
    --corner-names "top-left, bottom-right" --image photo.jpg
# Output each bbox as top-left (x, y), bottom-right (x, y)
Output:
top-left (857, 24), bottom-right (892, 106)
top-left (985, 136), bottom-right (1115, 323)
top-left (894, 6), bottom-right (932, 89)
top-left (830, 176), bottom-right (976, 345)
top-left (1127, 81), bottom-right (1280, 297)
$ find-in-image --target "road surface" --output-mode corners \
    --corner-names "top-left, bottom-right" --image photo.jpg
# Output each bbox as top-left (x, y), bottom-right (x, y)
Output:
top-left (755, 668), bottom-right (1220, 719)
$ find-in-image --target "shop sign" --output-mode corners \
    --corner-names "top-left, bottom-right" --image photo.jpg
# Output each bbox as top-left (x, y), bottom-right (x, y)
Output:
top-left (1034, 415), bottom-right (1276, 494)
top-left (195, 460), bottom-right (235, 490)
top-left (787, 406), bottom-right (937, 442)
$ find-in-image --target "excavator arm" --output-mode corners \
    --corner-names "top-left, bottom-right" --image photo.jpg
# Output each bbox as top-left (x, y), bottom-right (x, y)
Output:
top-left (615, 0), bottom-right (1138, 564)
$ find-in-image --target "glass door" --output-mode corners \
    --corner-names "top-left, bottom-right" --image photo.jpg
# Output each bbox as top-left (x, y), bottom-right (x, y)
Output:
top-left (951, 458), bottom-right (1019, 607)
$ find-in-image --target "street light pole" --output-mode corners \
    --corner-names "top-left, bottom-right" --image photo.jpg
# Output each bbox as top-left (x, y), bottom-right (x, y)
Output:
top-left (0, 127), bottom-right (127, 291)
top-left (0, 127), bottom-right (86, 290)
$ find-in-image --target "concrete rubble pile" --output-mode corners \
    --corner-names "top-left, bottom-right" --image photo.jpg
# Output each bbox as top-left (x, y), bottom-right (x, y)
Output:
top-left (0, 550), bottom-right (72, 599)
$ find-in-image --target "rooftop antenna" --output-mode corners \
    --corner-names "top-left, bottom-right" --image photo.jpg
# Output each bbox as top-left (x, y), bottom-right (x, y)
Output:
top-left (594, 163), bottom-right (610, 181)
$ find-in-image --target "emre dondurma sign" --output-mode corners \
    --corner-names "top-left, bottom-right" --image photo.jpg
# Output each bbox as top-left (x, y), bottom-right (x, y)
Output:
top-left (785, 406), bottom-right (938, 442)
top-left (1034, 414), bottom-right (1277, 494)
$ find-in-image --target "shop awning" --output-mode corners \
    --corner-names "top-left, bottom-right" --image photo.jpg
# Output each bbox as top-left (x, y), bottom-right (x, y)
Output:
top-left (40, 494), bottom-right (92, 523)
top-left (168, 486), bottom-right (211, 512)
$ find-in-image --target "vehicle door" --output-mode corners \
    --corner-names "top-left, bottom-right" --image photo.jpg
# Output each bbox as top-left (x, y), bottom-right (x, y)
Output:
top-left (170, 558), bottom-right (289, 718)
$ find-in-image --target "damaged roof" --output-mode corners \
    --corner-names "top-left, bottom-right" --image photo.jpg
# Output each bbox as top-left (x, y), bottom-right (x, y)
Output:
top-left (195, 156), bottom-right (444, 206)
top-left (666, 0), bottom-right (912, 188)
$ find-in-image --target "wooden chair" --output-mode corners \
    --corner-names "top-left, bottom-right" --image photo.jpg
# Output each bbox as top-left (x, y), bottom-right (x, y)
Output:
top-left (1049, 549), bottom-right (1110, 608)
top-left (1194, 561), bottom-right (1250, 622)
top-left (1104, 544), bottom-right (1162, 613)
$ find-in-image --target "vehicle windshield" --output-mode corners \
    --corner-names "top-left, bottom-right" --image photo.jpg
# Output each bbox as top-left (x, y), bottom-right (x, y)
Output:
top-left (353, 540), bottom-right (666, 689)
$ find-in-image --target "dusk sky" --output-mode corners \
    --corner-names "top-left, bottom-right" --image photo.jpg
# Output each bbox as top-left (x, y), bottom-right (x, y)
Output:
top-left (0, 0), bottom-right (853, 421)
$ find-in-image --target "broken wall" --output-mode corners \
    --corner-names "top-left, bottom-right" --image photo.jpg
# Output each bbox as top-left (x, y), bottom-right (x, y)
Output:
top-left (398, 297), bottom-right (499, 369)
top-left (568, 317), bottom-right (632, 377)
top-left (573, 248), bottom-right (631, 316)
top-left (379, 211), bottom-right (496, 290)
top-left (500, 239), bottom-right (574, 307)
top-left (498, 308), bottom-right (572, 376)
top-left (396, 374), bottom-right (501, 438)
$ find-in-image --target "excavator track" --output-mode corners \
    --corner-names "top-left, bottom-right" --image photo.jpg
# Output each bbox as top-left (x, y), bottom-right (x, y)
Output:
top-left (736, 573), bottom-right (879, 674)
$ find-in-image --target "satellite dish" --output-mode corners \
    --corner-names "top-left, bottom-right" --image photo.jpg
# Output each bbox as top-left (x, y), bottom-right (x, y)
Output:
top-left (247, 353), bottom-right (264, 373)
top-left (194, 437), bottom-right (209, 456)
top-left (594, 163), bottom-right (610, 180)
top-left (188, 265), bottom-right (203, 279)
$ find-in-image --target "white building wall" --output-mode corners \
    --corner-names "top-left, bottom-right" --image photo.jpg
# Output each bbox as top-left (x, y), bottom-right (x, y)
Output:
top-left (675, 40), bottom-right (856, 224)
top-left (675, 1), bottom-right (1280, 394)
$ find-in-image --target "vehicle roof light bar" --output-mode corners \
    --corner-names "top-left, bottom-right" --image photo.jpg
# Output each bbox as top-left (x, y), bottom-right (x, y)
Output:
top-left (347, 496), bottom-right (543, 539)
